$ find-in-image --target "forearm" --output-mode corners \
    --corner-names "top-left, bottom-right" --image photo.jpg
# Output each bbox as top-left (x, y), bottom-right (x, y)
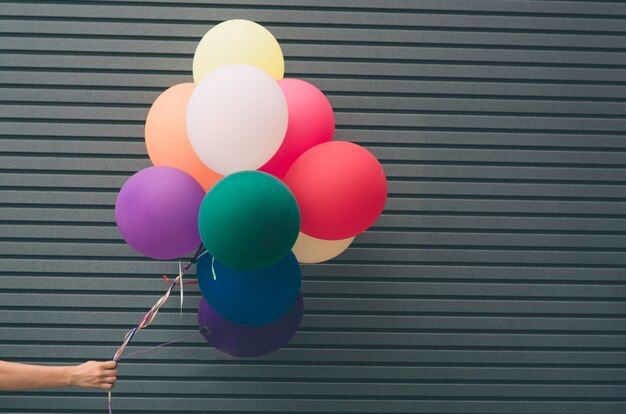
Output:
top-left (0, 361), bottom-right (74, 391)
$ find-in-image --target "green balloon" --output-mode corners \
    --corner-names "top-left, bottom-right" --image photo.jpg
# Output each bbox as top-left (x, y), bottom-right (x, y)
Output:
top-left (198, 171), bottom-right (301, 270)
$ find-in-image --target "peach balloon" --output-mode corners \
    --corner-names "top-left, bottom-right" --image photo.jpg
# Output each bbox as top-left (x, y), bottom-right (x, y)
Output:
top-left (145, 83), bottom-right (222, 191)
top-left (292, 232), bottom-right (354, 264)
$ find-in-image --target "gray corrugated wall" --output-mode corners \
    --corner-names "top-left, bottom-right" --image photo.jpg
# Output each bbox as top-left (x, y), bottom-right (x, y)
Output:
top-left (1, 0), bottom-right (626, 413)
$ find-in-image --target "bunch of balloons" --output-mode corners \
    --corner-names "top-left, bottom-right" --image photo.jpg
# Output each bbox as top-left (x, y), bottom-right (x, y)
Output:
top-left (114, 20), bottom-right (387, 358)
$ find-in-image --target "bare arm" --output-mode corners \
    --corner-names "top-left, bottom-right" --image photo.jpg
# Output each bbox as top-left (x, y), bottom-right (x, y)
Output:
top-left (0, 360), bottom-right (117, 391)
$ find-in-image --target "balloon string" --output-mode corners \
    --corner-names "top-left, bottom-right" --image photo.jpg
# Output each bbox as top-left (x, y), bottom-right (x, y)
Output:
top-left (211, 257), bottom-right (217, 280)
top-left (118, 331), bottom-right (203, 360)
top-left (107, 331), bottom-right (202, 414)
top-left (178, 260), bottom-right (184, 315)
top-left (162, 275), bottom-right (198, 286)
top-left (108, 244), bottom-right (204, 414)
top-left (197, 249), bottom-right (209, 261)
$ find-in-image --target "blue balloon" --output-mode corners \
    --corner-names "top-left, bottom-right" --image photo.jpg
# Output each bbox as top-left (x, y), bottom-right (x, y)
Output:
top-left (196, 251), bottom-right (301, 326)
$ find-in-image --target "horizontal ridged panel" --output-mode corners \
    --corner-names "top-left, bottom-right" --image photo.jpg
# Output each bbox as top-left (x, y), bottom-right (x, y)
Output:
top-left (2, 1), bottom-right (626, 413)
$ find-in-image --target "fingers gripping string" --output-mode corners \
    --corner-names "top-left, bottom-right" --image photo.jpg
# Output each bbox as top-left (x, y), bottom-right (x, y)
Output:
top-left (108, 244), bottom-right (204, 414)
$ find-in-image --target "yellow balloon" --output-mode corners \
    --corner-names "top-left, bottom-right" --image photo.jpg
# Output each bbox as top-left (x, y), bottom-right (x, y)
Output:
top-left (193, 19), bottom-right (284, 82)
top-left (292, 232), bottom-right (355, 264)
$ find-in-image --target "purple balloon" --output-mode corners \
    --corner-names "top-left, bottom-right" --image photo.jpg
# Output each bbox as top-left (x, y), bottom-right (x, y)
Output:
top-left (198, 294), bottom-right (303, 358)
top-left (115, 166), bottom-right (205, 260)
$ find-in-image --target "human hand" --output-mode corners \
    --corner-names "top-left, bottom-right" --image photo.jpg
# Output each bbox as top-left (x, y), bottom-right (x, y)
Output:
top-left (69, 360), bottom-right (117, 390)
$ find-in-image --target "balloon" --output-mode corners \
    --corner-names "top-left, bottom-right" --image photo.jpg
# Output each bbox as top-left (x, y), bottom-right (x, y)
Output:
top-left (115, 166), bottom-right (204, 260)
top-left (198, 171), bottom-right (300, 270)
top-left (144, 83), bottom-right (222, 191)
top-left (198, 294), bottom-right (303, 357)
top-left (196, 251), bottom-right (301, 326)
top-left (284, 141), bottom-right (387, 240)
top-left (193, 19), bottom-right (284, 82)
top-left (292, 232), bottom-right (354, 264)
top-left (186, 64), bottom-right (288, 175)
top-left (259, 79), bottom-right (335, 178)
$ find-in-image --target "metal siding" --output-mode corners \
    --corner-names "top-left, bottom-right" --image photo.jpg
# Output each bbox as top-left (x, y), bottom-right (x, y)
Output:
top-left (1, 0), bottom-right (626, 412)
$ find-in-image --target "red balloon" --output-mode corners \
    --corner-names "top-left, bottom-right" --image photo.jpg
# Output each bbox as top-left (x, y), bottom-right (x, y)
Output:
top-left (284, 141), bottom-right (387, 240)
top-left (259, 79), bottom-right (334, 178)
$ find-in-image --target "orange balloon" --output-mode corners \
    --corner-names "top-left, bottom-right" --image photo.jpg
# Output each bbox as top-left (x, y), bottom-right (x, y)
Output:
top-left (145, 83), bottom-right (222, 191)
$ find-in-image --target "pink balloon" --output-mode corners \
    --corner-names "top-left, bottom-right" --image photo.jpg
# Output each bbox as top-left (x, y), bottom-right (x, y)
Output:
top-left (284, 141), bottom-right (387, 240)
top-left (259, 79), bottom-right (334, 178)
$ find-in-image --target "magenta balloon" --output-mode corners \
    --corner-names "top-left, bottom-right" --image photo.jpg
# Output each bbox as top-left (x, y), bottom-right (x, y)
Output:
top-left (115, 166), bottom-right (205, 260)
top-left (198, 294), bottom-right (303, 358)
top-left (259, 79), bottom-right (334, 178)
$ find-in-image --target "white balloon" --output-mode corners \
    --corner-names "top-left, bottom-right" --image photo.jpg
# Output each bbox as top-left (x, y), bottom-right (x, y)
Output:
top-left (186, 64), bottom-right (288, 175)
